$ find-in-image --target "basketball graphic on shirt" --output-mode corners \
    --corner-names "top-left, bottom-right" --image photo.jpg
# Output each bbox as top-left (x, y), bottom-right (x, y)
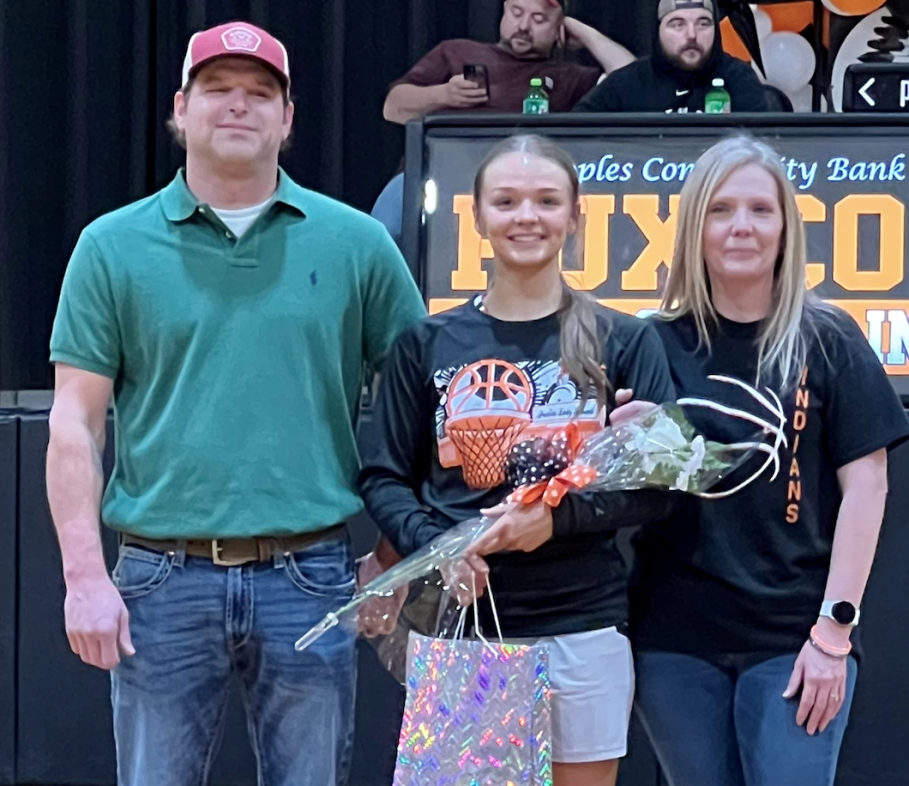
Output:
top-left (444, 359), bottom-right (533, 489)
top-left (446, 359), bottom-right (534, 421)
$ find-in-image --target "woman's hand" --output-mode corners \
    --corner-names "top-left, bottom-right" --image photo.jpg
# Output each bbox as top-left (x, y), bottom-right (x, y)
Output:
top-left (783, 637), bottom-right (850, 735)
top-left (441, 555), bottom-right (490, 606)
top-left (609, 388), bottom-right (659, 426)
top-left (470, 500), bottom-right (554, 556)
top-left (356, 551), bottom-right (409, 638)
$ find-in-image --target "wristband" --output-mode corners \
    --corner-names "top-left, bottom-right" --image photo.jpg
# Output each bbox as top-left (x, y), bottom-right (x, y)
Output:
top-left (810, 625), bottom-right (852, 658)
top-left (809, 637), bottom-right (849, 659)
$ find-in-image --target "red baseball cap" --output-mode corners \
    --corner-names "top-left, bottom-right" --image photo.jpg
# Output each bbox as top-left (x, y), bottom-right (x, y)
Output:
top-left (181, 22), bottom-right (290, 89)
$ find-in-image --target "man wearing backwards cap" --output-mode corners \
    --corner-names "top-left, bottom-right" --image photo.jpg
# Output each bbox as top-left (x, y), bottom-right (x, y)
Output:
top-left (47, 20), bottom-right (424, 786)
top-left (574, 0), bottom-right (767, 113)
top-left (383, 0), bottom-right (635, 123)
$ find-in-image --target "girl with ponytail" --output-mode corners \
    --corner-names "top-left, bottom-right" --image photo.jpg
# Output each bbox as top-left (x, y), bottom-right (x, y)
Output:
top-left (360, 135), bottom-right (677, 786)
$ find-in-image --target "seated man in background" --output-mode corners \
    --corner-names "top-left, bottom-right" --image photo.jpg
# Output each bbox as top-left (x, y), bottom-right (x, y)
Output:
top-left (383, 0), bottom-right (634, 123)
top-left (574, 0), bottom-right (767, 113)
top-left (373, 0), bottom-right (633, 243)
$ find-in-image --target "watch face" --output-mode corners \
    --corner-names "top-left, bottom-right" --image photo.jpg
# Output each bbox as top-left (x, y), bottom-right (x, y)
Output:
top-left (832, 601), bottom-right (857, 625)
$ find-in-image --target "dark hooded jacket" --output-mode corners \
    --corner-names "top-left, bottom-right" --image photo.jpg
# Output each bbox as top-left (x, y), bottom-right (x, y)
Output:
top-left (573, 8), bottom-right (767, 113)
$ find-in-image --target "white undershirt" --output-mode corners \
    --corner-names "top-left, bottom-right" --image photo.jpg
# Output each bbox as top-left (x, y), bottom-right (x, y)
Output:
top-left (210, 196), bottom-right (273, 238)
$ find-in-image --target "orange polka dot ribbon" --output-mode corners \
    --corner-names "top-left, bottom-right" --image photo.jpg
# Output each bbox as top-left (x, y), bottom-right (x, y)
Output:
top-left (507, 423), bottom-right (598, 507)
top-left (508, 464), bottom-right (599, 507)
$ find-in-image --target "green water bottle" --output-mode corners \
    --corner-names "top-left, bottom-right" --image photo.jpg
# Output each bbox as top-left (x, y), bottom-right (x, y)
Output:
top-left (523, 78), bottom-right (550, 114)
top-left (705, 78), bottom-right (731, 114)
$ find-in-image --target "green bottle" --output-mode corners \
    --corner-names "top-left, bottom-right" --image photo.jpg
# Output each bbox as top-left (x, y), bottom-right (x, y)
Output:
top-left (523, 78), bottom-right (550, 114)
top-left (705, 78), bottom-right (731, 114)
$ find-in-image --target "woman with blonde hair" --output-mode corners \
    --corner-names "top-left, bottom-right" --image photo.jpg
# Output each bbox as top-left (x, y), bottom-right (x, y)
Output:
top-left (624, 135), bottom-right (909, 786)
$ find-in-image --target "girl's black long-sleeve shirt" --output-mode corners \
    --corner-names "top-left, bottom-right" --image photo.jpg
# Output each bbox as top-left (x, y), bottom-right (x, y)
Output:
top-left (359, 298), bottom-right (679, 637)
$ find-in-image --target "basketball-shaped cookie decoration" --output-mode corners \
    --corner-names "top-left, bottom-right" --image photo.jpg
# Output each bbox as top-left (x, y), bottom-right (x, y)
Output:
top-left (446, 359), bottom-right (534, 421)
top-left (445, 359), bottom-right (534, 489)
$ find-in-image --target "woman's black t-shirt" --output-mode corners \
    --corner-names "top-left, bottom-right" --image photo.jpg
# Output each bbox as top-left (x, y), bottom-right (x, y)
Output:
top-left (360, 299), bottom-right (678, 638)
top-left (631, 308), bottom-right (909, 656)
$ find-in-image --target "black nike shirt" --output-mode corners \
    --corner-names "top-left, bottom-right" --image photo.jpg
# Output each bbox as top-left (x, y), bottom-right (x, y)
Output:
top-left (573, 54), bottom-right (768, 114)
top-left (631, 309), bottom-right (909, 657)
top-left (359, 298), bottom-right (679, 637)
top-left (573, 5), bottom-right (767, 115)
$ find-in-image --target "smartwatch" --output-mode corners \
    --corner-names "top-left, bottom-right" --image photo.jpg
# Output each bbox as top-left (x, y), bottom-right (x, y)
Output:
top-left (820, 600), bottom-right (861, 627)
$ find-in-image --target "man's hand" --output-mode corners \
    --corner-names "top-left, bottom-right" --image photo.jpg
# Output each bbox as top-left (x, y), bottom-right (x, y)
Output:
top-left (557, 17), bottom-right (635, 75)
top-left (48, 365), bottom-right (125, 670)
top-left (64, 575), bottom-right (134, 670)
top-left (443, 75), bottom-right (489, 109)
top-left (470, 500), bottom-right (554, 556)
top-left (357, 551), bottom-right (409, 638)
top-left (560, 16), bottom-right (589, 50)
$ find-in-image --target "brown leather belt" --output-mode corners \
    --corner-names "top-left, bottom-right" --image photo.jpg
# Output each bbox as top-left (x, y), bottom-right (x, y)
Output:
top-left (120, 524), bottom-right (346, 567)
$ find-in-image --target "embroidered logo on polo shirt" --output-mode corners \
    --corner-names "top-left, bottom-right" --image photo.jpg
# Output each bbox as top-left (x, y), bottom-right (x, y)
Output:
top-left (221, 27), bottom-right (262, 53)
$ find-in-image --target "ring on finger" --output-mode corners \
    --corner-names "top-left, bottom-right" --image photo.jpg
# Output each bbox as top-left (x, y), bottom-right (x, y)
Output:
top-left (831, 693), bottom-right (840, 701)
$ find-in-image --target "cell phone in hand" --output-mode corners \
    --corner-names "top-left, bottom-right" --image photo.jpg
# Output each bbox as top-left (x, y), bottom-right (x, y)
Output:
top-left (463, 64), bottom-right (490, 99)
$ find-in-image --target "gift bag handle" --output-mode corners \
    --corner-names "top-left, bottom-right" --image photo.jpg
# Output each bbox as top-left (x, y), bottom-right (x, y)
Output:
top-left (453, 572), bottom-right (504, 651)
top-left (483, 576), bottom-right (504, 643)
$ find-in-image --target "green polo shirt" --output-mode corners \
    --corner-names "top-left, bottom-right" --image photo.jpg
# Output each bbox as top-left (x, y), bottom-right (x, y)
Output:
top-left (50, 169), bottom-right (426, 539)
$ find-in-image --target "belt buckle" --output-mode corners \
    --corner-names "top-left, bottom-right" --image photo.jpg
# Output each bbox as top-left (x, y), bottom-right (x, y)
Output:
top-left (211, 539), bottom-right (249, 567)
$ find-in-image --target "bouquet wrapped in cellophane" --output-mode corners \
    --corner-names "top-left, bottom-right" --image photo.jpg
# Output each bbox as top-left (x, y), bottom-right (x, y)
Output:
top-left (295, 377), bottom-right (787, 786)
top-left (295, 375), bottom-right (787, 664)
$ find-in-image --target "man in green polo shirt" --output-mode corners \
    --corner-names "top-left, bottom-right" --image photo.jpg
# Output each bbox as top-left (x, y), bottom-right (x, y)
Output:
top-left (46, 21), bottom-right (425, 786)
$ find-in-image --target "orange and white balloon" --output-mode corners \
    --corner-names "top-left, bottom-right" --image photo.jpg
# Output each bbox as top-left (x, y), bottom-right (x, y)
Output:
top-left (762, 31), bottom-right (817, 93)
top-left (820, 0), bottom-right (886, 15)
top-left (764, 2), bottom-right (815, 32)
top-left (753, 7), bottom-right (773, 41)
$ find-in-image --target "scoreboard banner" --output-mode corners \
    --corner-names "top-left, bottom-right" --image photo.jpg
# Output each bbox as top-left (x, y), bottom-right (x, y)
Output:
top-left (406, 115), bottom-right (909, 395)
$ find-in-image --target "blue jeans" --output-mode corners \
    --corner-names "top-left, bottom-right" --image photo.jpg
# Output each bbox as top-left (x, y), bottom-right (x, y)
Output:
top-left (635, 651), bottom-right (858, 786)
top-left (110, 533), bottom-right (357, 786)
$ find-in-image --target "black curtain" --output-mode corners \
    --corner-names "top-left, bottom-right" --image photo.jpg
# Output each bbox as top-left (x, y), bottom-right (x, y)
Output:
top-left (0, 0), bottom-right (654, 391)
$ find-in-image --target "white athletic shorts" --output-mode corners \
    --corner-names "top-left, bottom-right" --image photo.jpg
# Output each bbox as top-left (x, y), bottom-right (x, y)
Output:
top-left (513, 626), bottom-right (635, 763)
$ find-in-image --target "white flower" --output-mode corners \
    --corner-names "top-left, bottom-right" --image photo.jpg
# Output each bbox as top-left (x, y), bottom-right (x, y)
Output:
top-left (683, 435), bottom-right (706, 476)
top-left (629, 416), bottom-right (688, 453)
top-left (672, 435), bottom-right (706, 492)
top-left (625, 424), bottom-right (647, 451)
top-left (642, 417), bottom-right (688, 451)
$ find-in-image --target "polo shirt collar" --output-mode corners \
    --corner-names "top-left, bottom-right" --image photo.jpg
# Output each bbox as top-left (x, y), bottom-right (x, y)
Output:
top-left (272, 168), bottom-right (308, 216)
top-left (161, 167), bottom-right (307, 223)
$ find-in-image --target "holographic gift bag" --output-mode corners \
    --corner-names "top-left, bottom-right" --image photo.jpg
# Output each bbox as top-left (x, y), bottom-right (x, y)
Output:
top-left (393, 627), bottom-right (552, 786)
